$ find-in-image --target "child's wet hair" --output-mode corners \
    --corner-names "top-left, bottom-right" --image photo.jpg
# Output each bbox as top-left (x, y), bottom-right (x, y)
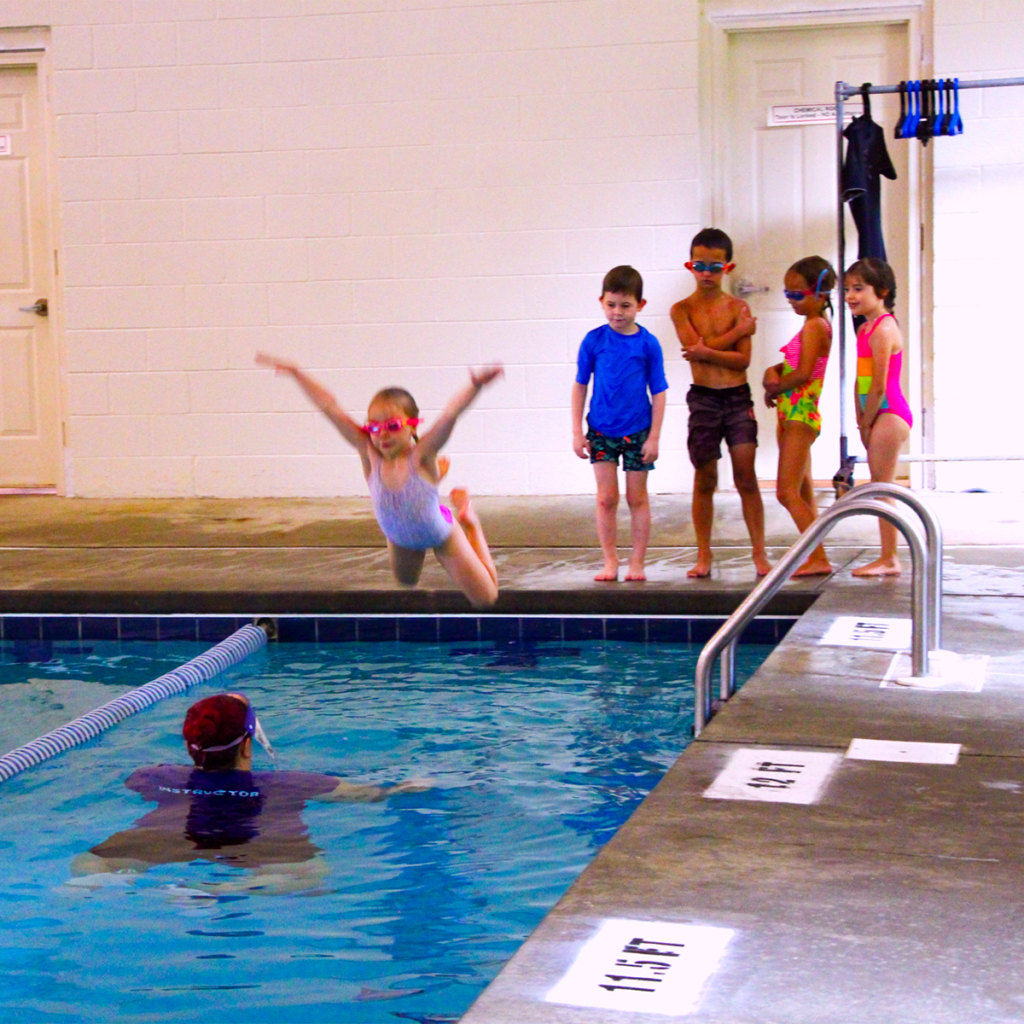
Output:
top-left (789, 255), bottom-right (836, 315)
top-left (601, 265), bottom-right (643, 302)
top-left (370, 387), bottom-right (420, 439)
top-left (690, 227), bottom-right (733, 262)
top-left (846, 257), bottom-right (896, 311)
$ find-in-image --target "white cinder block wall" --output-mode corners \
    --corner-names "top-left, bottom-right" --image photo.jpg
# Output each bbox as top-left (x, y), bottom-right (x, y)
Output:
top-left (932, 1), bottom-right (1024, 491)
top-left (21, 0), bottom-right (701, 497)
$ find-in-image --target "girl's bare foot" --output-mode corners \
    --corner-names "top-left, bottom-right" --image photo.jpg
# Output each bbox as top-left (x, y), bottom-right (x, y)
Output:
top-left (793, 557), bottom-right (833, 577)
top-left (687, 553), bottom-right (713, 578)
top-left (437, 455), bottom-right (450, 480)
top-left (852, 556), bottom-right (902, 577)
top-left (449, 487), bottom-right (498, 587)
top-left (753, 551), bottom-right (772, 577)
top-left (624, 563), bottom-right (647, 581)
top-left (595, 562), bottom-right (619, 582)
top-left (449, 487), bottom-right (474, 525)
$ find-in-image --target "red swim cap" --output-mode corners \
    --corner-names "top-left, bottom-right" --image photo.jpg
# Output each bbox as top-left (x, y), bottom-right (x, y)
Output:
top-left (183, 694), bottom-right (249, 767)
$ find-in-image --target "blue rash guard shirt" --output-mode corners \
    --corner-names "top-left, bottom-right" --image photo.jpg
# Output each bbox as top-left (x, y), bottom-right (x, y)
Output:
top-left (575, 323), bottom-right (668, 437)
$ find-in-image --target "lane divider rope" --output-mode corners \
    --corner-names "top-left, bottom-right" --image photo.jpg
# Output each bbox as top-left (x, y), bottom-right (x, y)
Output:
top-left (0, 623), bottom-right (269, 784)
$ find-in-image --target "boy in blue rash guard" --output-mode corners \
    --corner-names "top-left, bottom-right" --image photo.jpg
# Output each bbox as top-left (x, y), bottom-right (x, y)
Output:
top-left (571, 265), bottom-right (668, 582)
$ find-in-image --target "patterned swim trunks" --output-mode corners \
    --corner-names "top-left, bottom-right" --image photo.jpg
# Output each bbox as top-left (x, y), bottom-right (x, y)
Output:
top-left (586, 427), bottom-right (653, 472)
top-left (686, 383), bottom-right (758, 468)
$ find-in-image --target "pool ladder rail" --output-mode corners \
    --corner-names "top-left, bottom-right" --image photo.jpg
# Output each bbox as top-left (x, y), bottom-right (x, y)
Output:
top-left (694, 483), bottom-right (943, 737)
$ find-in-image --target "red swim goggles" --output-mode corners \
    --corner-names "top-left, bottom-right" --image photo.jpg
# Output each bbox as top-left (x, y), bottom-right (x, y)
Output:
top-left (363, 417), bottom-right (421, 435)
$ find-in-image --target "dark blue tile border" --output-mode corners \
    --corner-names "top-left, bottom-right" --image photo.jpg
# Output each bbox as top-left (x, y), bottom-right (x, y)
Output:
top-left (0, 614), bottom-right (799, 647)
top-left (439, 617), bottom-right (478, 642)
top-left (398, 617), bottom-right (438, 642)
top-left (606, 618), bottom-right (647, 642)
top-left (42, 617), bottom-right (80, 641)
top-left (158, 617), bottom-right (198, 641)
top-left (277, 617), bottom-right (317, 643)
top-left (81, 616), bottom-right (119, 641)
top-left (4, 617), bottom-right (42, 640)
top-left (317, 617), bottom-right (356, 642)
top-left (521, 617), bottom-right (562, 641)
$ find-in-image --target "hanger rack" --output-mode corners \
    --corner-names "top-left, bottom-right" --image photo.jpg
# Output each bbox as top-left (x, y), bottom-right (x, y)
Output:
top-left (833, 76), bottom-right (1024, 491)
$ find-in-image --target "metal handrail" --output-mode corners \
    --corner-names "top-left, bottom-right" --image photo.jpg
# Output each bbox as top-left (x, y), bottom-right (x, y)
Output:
top-left (838, 483), bottom-right (943, 651)
top-left (694, 498), bottom-right (931, 737)
top-left (712, 484), bottom-right (943, 707)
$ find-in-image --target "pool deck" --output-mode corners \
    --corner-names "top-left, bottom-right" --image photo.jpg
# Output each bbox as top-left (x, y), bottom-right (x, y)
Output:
top-left (3, 489), bottom-right (1024, 1022)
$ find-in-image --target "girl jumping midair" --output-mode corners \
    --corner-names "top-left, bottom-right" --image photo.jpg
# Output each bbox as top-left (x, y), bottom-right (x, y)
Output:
top-left (844, 257), bottom-right (912, 576)
top-left (256, 354), bottom-right (502, 607)
top-left (763, 256), bottom-right (836, 577)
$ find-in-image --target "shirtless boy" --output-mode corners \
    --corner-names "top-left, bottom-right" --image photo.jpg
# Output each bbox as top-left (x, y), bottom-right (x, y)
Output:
top-left (671, 228), bottom-right (770, 578)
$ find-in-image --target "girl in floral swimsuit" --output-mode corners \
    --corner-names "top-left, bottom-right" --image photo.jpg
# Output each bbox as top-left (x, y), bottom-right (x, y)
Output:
top-left (763, 256), bottom-right (836, 576)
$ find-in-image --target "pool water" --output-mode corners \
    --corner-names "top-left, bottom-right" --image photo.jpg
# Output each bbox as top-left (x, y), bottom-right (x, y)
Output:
top-left (0, 637), bottom-right (772, 1023)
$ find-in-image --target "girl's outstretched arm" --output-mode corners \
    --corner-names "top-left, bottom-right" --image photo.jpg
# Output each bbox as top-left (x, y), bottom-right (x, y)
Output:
top-left (255, 352), bottom-right (370, 456)
top-left (417, 365), bottom-right (504, 460)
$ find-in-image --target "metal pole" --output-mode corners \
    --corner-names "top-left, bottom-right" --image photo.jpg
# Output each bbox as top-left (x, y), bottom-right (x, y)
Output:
top-left (719, 639), bottom-right (736, 701)
top-left (838, 76), bottom-right (1024, 99)
top-left (693, 498), bottom-right (929, 736)
top-left (835, 80), bottom-right (850, 491)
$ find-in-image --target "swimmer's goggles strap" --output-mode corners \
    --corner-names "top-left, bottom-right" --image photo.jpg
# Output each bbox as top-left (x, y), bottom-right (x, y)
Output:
top-left (190, 699), bottom-right (276, 761)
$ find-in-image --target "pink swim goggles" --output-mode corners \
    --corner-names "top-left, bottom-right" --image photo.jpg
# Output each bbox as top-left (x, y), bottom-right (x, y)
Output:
top-left (363, 417), bottom-right (421, 435)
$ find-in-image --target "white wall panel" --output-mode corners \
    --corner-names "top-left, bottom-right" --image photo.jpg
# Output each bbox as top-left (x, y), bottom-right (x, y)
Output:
top-left (27, 0), bottom-right (701, 496)
top-left (932, 0), bottom-right (1024, 490)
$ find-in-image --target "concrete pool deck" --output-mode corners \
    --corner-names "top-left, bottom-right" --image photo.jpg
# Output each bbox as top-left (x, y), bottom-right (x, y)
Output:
top-left (2, 488), bottom-right (1024, 1021)
top-left (1, 489), bottom-right (1022, 613)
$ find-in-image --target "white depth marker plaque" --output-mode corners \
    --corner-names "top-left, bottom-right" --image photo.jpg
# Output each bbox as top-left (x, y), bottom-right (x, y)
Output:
top-left (545, 918), bottom-right (733, 1015)
top-left (0, 135), bottom-right (10, 156)
top-left (846, 738), bottom-right (961, 765)
top-left (703, 748), bottom-right (841, 805)
top-left (819, 615), bottom-right (912, 651)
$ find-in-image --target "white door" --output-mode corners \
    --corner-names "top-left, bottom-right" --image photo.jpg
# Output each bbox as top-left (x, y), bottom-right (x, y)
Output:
top-left (721, 24), bottom-right (910, 484)
top-left (0, 62), bottom-right (60, 488)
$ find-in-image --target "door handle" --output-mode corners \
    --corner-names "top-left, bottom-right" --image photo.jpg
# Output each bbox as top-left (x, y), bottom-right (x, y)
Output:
top-left (18, 299), bottom-right (48, 316)
top-left (733, 279), bottom-right (768, 298)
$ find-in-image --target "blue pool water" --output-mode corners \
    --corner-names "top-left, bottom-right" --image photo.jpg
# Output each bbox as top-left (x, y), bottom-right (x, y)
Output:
top-left (0, 637), bottom-right (772, 1023)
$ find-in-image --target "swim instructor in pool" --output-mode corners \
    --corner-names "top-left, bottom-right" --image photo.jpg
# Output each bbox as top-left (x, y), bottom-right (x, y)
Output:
top-left (69, 693), bottom-right (431, 894)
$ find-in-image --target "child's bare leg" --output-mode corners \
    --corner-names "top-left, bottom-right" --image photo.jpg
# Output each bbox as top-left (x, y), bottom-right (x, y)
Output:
top-left (449, 488), bottom-right (497, 587)
top-left (624, 470), bottom-right (651, 581)
top-left (592, 462), bottom-right (620, 581)
top-left (776, 423), bottom-right (830, 576)
top-left (434, 524), bottom-right (498, 608)
top-left (852, 414), bottom-right (910, 577)
top-left (389, 542), bottom-right (426, 585)
top-left (689, 461), bottom-right (717, 578)
top-left (729, 442), bottom-right (770, 576)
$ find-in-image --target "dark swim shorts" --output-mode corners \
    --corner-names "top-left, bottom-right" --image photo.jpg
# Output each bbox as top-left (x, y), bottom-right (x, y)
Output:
top-left (686, 383), bottom-right (758, 468)
top-left (587, 427), bottom-right (653, 472)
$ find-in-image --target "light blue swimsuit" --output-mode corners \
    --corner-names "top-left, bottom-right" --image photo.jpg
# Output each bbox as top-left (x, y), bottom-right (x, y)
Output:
top-left (368, 459), bottom-right (454, 550)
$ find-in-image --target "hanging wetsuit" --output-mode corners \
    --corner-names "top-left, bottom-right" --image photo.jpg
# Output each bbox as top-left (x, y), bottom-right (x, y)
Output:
top-left (841, 90), bottom-right (897, 260)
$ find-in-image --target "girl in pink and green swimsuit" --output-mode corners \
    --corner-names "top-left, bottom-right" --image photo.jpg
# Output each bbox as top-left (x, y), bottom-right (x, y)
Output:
top-left (763, 256), bottom-right (836, 577)
top-left (845, 257), bottom-right (912, 577)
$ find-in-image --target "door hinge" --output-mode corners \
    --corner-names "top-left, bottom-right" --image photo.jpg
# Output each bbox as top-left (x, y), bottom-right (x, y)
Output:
top-left (920, 224), bottom-right (926, 252)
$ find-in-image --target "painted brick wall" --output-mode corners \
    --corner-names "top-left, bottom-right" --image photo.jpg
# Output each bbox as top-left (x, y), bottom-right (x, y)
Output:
top-left (3, 0), bottom-right (701, 496)
top-left (932, 0), bottom-right (1024, 490)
